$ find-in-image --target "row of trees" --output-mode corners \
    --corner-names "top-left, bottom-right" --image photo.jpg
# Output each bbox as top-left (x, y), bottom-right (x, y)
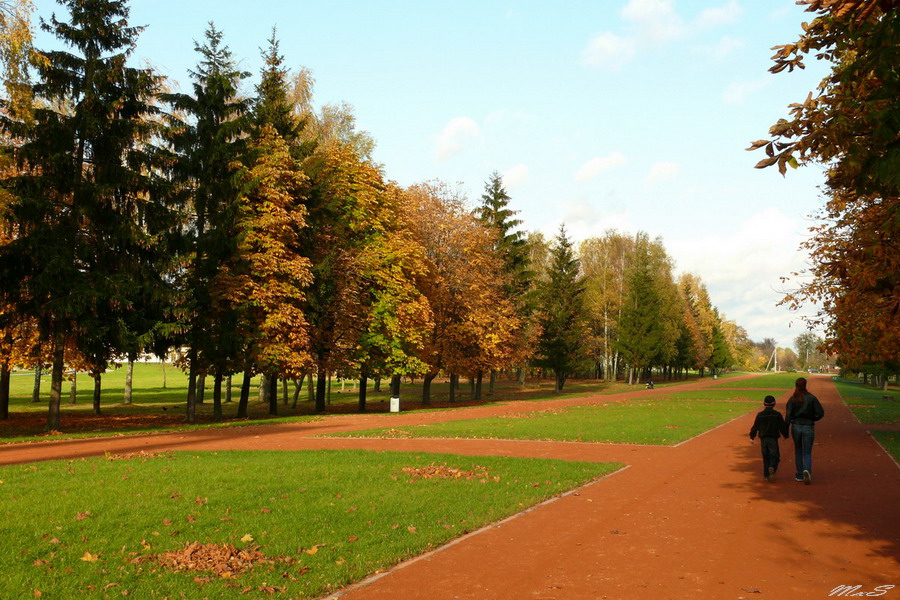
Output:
top-left (0, 0), bottom-right (746, 430)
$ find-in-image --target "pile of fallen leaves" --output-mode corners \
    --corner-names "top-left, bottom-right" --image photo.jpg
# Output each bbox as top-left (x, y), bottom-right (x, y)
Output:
top-left (379, 428), bottom-right (413, 438)
top-left (401, 463), bottom-right (498, 482)
top-left (138, 541), bottom-right (294, 578)
top-left (499, 408), bottom-right (569, 419)
top-left (104, 450), bottom-right (171, 461)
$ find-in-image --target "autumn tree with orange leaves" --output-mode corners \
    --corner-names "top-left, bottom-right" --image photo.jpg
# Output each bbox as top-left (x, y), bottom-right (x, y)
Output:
top-left (214, 125), bottom-right (312, 420)
top-left (405, 181), bottom-right (519, 403)
top-left (752, 0), bottom-right (899, 375)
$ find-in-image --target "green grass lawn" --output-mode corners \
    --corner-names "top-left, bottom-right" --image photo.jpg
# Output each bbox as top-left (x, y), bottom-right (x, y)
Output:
top-left (1, 363), bottom-right (714, 441)
top-left (710, 372), bottom-right (800, 389)
top-left (832, 378), bottom-right (900, 425)
top-left (328, 399), bottom-right (756, 446)
top-left (0, 450), bottom-right (620, 599)
top-left (871, 431), bottom-right (899, 463)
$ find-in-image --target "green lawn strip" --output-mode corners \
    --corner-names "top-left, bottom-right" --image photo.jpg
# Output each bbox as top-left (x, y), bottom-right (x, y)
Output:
top-left (655, 390), bottom-right (763, 402)
top-left (832, 378), bottom-right (900, 425)
top-left (870, 431), bottom-right (900, 463)
top-left (710, 373), bottom-right (799, 389)
top-left (328, 400), bottom-right (756, 446)
top-left (0, 450), bottom-right (618, 599)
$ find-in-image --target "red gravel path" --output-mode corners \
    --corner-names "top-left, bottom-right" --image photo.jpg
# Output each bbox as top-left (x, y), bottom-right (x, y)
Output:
top-left (2, 375), bottom-right (898, 599)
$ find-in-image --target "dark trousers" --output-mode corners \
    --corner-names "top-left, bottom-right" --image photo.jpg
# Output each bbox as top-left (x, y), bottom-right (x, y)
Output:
top-left (760, 437), bottom-right (781, 477)
top-left (791, 423), bottom-right (815, 477)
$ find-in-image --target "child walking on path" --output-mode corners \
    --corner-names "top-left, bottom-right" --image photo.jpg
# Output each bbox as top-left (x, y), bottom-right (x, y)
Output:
top-left (749, 395), bottom-right (788, 481)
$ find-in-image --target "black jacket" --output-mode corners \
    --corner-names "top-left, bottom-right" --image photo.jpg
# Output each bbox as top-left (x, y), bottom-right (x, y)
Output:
top-left (750, 407), bottom-right (788, 439)
top-left (785, 393), bottom-right (825, 425)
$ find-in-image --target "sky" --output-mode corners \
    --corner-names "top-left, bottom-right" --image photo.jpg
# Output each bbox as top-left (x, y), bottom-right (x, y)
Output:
top-left (31, 0), bottom-right (834, 349)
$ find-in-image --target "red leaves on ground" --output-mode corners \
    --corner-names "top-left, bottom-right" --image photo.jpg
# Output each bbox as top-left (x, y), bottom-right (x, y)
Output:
top-left (401, 463), bottom-right (498, 482)
top-left (137, 541), bottom-right (301, 579)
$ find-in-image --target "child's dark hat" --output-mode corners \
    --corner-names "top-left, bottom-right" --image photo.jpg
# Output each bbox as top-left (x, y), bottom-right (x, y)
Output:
top-left (763, 395), bottom-right (776, 406)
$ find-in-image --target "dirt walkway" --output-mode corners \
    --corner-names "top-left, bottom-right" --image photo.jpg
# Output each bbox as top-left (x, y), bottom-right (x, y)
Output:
top-left (2, 375), bottom-right (898, 599)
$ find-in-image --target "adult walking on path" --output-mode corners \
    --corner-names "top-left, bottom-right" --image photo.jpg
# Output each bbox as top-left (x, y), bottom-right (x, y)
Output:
top-left (785, 376), bottom-right (825, 484)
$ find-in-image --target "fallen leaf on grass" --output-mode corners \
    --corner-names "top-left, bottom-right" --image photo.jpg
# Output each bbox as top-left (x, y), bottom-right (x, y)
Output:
top-left (347, 536), bottom-right (358, 543)
top-left (80, 552), bottom-right (100, 563)
top-left (240, 534), bottom-right (254, 543)
top-left (407, 526), bottom-right (417, 533)
top-left (76, 511), bottom-right (91, 521)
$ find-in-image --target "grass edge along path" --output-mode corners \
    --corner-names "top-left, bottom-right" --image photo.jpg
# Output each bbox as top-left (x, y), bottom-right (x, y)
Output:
top-left (0, 449), bottom-right (620, 600)
top-left (326, 399), bottom-right (757, 446)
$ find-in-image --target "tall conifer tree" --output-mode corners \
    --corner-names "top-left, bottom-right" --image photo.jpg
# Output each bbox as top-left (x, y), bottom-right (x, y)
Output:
top-left (535, 226), bottom-right (585, 392)
top-left (161, 23), bottom-right (249, 422)
top-left (0, 0), bottom-right (163, 430)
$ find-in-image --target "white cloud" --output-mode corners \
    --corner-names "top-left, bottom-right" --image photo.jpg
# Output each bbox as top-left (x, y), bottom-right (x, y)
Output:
top-left (698, 35), bottom-right (745, 62)
top-left (722, 78), bottom-right (771, 105)
top-left (559, 197), bottom-right (635, 240)
top-left (502, 164), bottom-right (529, 189)
top-left (575, 152), bottom-right (628, 182)
top-left (434, 116), bottom-right (481, 161)
top-left (621, 0), bottom-right (685, 43)
top-left (648, 161), bottom-right (679, 181)
top-left (581, 32), bottom-right (636, 69)
top-left (670, 207), bottom-right (813, 343)
top-left (696, 1), bottom-right (743, 29)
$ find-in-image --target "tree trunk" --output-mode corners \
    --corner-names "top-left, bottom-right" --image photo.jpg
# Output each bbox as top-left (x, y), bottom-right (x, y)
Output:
top-left (258, 373), bottom-right (268, 404)
top-left (307, 371), bottom-right (315, 403)
top-left (0, 361), bottom-right (10, 420)
top-left (373, 377), bottom-right (381, 392)
top-left (92, 373), bottom-right (101, 415)
top-left (161, 360), bottom-right (167, 389)
top-left (47, 335), bottom-right (64, 431)
top-left (315, 365), bottom-right (327, 412)
top-left (186, 362), bottom-right (198, 424)
top-left (282, 378), bottom-right (289, 405)
top-left (292, 374), bottom-right (305, 409)
top-left (474, 370), bottom-right (483, 401)
top-left (268, 373), bottom-right (278, 416)
top-left (449, 373), bottom-right (457, 402)
top-left (124, 355), bottom-right (134, 405)
top-left (390, 374), bottom-right (401, 400)
top-left (225, 375), bottom-right (232, 403)
top-left (69, 372), bottom-right (77, 404)
top-left (422, 371), bottom-right (437, 406)
top-left (555, 371), bottom-right (566, 393)
top-left (213, 369), bottom-right (223, 421)
top-left (237, 368), bottom-right (251, 418)
top-left (358, 370), bottom-right (368, 413)
top-left (32, 364), bottom-right (42, 403)
top-left (196, 374), bottom-right (206, 404)
top-left (488, 370), bottom-right (496, 396)
top-left (327, 372), bottom-right (332, 405)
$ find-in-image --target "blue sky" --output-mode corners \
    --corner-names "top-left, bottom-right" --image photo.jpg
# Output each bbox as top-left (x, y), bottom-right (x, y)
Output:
top-left (32, 0), bottom-right (833, 348)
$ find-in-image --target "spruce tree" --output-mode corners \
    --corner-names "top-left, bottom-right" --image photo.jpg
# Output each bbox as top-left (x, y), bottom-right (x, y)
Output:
top-left (251, 28), bottom-right (303, 144)
top-left (616, 235), bottom-right (665, 384)
top-left (161, 23), bottom-right (250, 422)
top-left (535, 226), bottom-right (585, 392)
top-left (476, 172), bottom-right (530, 297)
top-left (0, 0), bottom-right (164, 430)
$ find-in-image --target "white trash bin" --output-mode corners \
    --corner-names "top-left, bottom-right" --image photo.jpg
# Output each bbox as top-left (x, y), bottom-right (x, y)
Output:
top-left (389, 397), bottom-right (400, 413)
